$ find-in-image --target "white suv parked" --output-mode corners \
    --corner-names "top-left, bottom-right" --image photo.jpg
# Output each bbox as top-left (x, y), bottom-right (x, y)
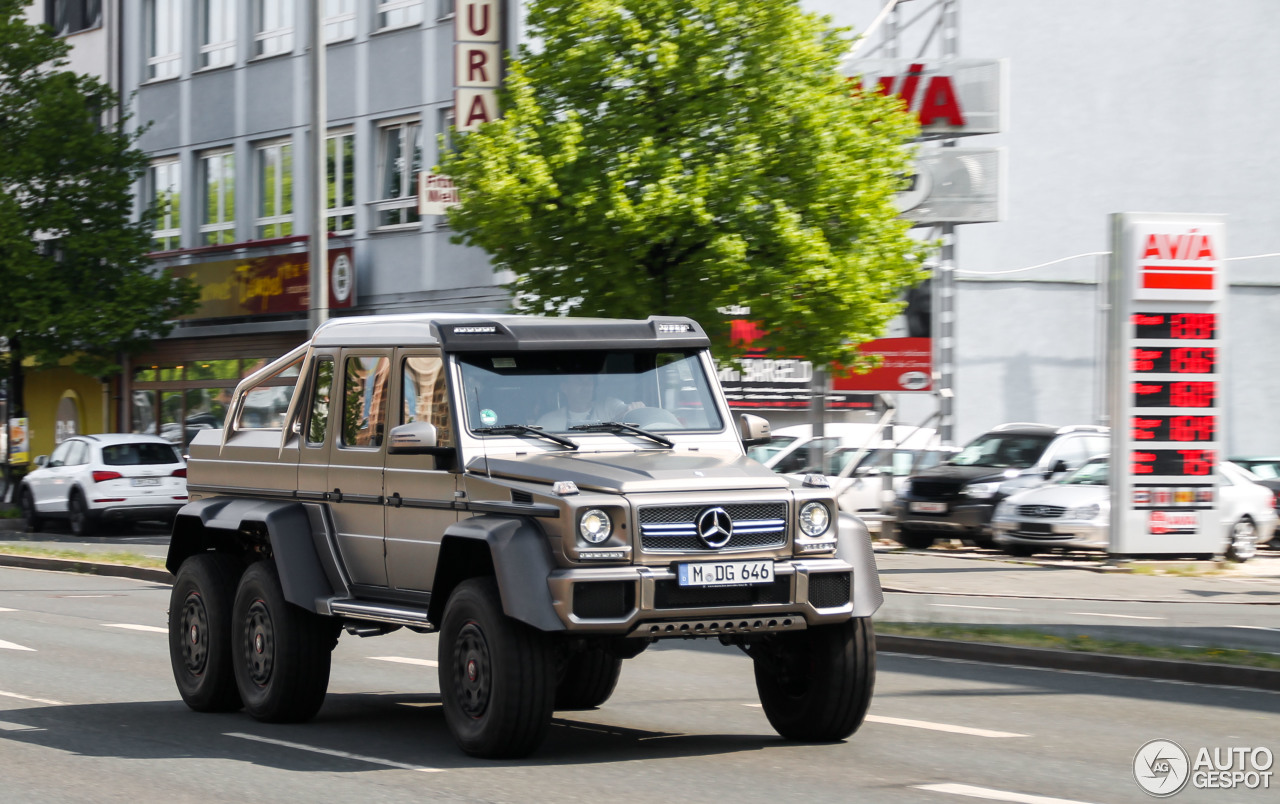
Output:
top-left (20, 433), bottom-right (188, 535)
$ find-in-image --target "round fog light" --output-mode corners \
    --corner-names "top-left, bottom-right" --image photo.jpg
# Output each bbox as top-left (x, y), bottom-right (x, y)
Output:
top-left (799, 502), bottom-right (830, 537)
top-left (579, 509), bottom-right (612, 544)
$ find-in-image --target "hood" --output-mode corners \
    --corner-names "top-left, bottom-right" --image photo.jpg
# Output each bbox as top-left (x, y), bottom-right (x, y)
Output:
top-left (1004, 483), bottom-right (1109, 508)
top-left (468, 450), bottom-right (791, 494)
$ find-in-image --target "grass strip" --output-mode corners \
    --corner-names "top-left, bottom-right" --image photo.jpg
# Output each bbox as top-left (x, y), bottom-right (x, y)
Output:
top-left (877, 621), bottom-right (1280, 670)
top-left (0, 545), bottom-right (167, 570)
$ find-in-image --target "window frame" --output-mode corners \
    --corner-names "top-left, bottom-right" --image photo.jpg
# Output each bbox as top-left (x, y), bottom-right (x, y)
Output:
top-left (46, 0), bottom-right (102, 37)
top-left (148, 156), bottom-right (182, 252)
top-left (254, 138), bottom-right (294, 239)
top-left (199, 148), bottom-right (236, 246)
top-left (373, 117), bottom-right (422, 229)
top-left (340, 354), bottom-right (393, 450)
top-left (306, 356), bottom-right (336, 447)
top-left (253, 0), bottom-right (294, 58)
top-left (326, 129), bottom-right (356, 234)
top-left (198, 0), bottom-right (236, 69)
top-left (376, 0), bottom-right (424, 31)
top-left (324, 0), bottom-right (356, 42)
top-left (145, 0), bottom-right (182, 81)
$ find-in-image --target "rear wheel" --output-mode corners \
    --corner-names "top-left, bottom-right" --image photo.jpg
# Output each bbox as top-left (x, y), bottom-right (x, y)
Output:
top-left (753, 617), bottom-right (875, 742)
top-left (1225, 517), bottom-right (1258, 563)
top-left (67, 491), bottom-right (95, 537)
top-left (232, 560), bottom-right (334, 722)
top-left (439, 577), bottom-right (556, 758)
top-left (896, 526), bottom-right (934, 550)
top-left (20, 487), bottom-right (42, 532)
top-left (555, 646), bottom-right (623, 711)
top-left (169, 553), bottom-right (243, 712)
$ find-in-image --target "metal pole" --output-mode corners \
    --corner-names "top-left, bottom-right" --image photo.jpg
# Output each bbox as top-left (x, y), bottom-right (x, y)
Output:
top-left (308, 4), bottom-right (329, 334)
top-left (936, 0), bottom-right (959, 445)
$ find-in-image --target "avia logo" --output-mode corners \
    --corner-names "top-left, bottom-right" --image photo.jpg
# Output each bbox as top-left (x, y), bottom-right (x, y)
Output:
top-left (851, 63), bottom-right (966, 127)
top-left (1149, 510), bottom-right (1198, 535)
top-left (1139, 228), bottom-right (1220, 292)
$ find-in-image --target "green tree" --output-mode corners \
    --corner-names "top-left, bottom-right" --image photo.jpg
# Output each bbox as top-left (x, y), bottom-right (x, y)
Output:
top-left (0, 3), bottom-right (198, 425)
top-left (440, 0), bottom-right (929, 367)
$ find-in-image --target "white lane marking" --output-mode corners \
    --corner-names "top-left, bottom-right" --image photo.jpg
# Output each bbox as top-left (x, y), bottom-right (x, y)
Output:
top-left (103, 623), bottom-right (167, 633)
top-left (0, 690), bottom-right (66, 706)
top-left (0, 720), bottom-right (44, 732)
top-left (1225, 625), bottom-right (1280, 632)
top-left (369, 656), bottom-right (438, 668)
top-left (1068, 611), bottom-right (1164, 620)
top-left (0, 640), bottom-right (35, 652)
top-left (916, 782), bottom-right (1099, 803)
top-left (224, 732), bottom-right (444, 773)
top-left (866, 715), bottom-right (1027, 739)
top-left (930, 603), bottom-right (1018, 611)
top-left (0, 607), bottom-right (16, 612)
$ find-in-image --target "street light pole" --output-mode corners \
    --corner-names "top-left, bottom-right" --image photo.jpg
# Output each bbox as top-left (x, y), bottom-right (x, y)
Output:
top-left (308, 4), bottom-right (329, 334)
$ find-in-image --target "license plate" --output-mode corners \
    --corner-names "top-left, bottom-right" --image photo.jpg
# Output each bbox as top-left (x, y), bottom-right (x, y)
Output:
top-left (677, 560), bottom-right (774, 587)
top-left (1017, 522), bottom-right (1053, 534)
top-left (131, 478), bottom-right (161, 487)
top-left (909, 501), bottom-right (947, 513)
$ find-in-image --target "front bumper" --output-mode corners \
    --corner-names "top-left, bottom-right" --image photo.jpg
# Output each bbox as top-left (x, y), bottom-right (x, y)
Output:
top-left (894, 497), bottom-right (997, 534)
top-left (992, 519), bottom-right (1109, 549)
top-left (546, 557), bottom-right (858, 637)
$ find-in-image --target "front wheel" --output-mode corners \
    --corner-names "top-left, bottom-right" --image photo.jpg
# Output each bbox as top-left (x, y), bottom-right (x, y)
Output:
top-left (1225, 518), bottom-right (1258, 563)
top-left (232, 560), bottom-right (334, 722)
top-left (896, 526), bottom-right (934, 550)
top-left (169, 553), bottom-right (243, 712)
top-left (438, 577), bottom-right (556, 758)
top-left (752, 617), bottom-right (876, 742)
top-left (555, 646), bottom-right (623, 710)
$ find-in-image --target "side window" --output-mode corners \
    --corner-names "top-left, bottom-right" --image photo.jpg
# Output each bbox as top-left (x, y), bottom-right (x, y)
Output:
top-left (402, 356), bottom-right (453, 446)
top-left (306, 357), bottom-right (334, 446)
top-left (236, 358), bottom-right (302, 429)
top-left (342, 355), bottom-right (391, 448)
top-left (48, 441), bottom-right (73, 467)
top-left (65, 441), bottom-right (89, 466)
top-left (1052, 437), bottom-right (1090, 470)
top-left (1084, 436), bottom-right (1109, 460)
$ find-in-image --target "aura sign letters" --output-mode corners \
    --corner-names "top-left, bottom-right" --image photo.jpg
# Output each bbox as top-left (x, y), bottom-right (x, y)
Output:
top-left (455, 0), bottom-right (501, 132)
top-left (1108, 213), bottom-right (1226, 556)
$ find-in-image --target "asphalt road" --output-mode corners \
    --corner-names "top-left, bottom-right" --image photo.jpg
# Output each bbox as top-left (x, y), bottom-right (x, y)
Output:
top-left (1, 566), bottom-right (1277, 803)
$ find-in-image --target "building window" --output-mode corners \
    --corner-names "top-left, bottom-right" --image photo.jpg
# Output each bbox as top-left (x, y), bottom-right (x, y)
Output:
top-left (149, 158), bottom-right (181, 251)
top-left (375, 119), bottom-right (421, 228)
top-left (146, 0), bottom-right (181, 80)
top-left (327, 130), bottom-right (356, 234)
top-left (378, 0), bottom-right (422, 30)
top-left (255, 140), bottom-right (293, 238)
top-left (254, 0), bottom-right (293, 57)
top-left (437, 0), bottom-right (455, 20)
top-left (200, 149), bottom-right (236, 245)
top-left (436, 107), bottom-right (455, 159)
top-left (199, 0), bottom-right (236, 68)
top-left (46, 0), bottom-right (102, 36)
top-left (324, 0), bottom-right (356, 42)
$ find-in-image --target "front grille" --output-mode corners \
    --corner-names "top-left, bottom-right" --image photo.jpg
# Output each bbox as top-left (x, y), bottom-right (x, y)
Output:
top-left (572, 581), bottom-right (635, 619)
top-left (653, 577), bottom-right (791, 609)
top-left (909, 480), bottom-right (964, 499)
top-left (1016, 504), bottom-right (1065, 518)
top-left (640, 502), bottom-right (787, 552)
top-left (808, 572), bottom-right (851, 608)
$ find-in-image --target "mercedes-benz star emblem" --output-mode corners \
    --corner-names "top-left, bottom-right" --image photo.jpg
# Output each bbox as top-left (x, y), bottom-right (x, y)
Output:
top-left (1034, 506), bottom-right (1052, 517)
top-left (696, 507), bottom-right (734, 549)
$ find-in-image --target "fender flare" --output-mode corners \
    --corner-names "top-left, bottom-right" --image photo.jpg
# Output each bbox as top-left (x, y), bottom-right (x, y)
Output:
top-left (837, 512), bottom-right (884, 617)
top-left (432, 515), bottom-right (563, 632)
top-left (168, 496), bottom-right (336, 612)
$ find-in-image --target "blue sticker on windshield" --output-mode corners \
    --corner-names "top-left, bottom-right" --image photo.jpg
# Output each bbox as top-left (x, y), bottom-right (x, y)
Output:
top-left (480, 409), bottom-right (498, 426)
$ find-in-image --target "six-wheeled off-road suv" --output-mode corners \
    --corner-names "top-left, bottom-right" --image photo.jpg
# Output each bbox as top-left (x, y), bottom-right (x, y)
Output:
top-left (166, 314), bottom-right (882, 758)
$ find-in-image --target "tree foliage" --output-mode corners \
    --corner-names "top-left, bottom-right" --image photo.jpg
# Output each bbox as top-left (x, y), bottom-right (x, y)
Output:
top-left (0, 2), bottom-right (198, 414)
top-left (440, 0), bottom-right (930, 367)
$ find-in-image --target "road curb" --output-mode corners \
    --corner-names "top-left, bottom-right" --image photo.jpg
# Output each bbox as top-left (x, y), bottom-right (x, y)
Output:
top-left (0, 553), bottom-right (171, 583)
top-left (877, 634), bottom-right (1280, 692)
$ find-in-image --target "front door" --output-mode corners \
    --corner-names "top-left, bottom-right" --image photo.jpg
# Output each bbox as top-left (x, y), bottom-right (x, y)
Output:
top-left (384, 350), bottom-right (460, 592)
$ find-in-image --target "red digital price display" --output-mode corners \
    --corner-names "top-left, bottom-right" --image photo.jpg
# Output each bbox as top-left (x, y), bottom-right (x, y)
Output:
top-left (1131, 381), bottom-right (1216, 408)
top-left (1131, 346), bottom-right (1217, 374)
top-left (1132, 312), bottom-right (1217, 340)
top-left (1132, 415), bottom-right (1216, 442)
top-left (1131, 448), bottom-right (1216, 476)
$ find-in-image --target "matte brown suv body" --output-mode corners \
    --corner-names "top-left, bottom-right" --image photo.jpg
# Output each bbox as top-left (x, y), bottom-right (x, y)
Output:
top-left (165, 313), bottom-right (881, 757)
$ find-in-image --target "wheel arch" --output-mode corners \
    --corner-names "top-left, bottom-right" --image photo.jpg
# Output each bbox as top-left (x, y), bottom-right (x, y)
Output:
top-left (837, 512), bottom-right (884, 617)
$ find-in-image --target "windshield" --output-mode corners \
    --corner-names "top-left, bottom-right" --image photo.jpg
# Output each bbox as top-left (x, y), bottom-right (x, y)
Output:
top-left (1063, 458), bottom-right (1108, 485)
top-left (747, 435), bottom-right (797, 464)
top-left (457, 350), bottom-right (724, 435)
top-left (948, 433), bottom-right (1053, 469)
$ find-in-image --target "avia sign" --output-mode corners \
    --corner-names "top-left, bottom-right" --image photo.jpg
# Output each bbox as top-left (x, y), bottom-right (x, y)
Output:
top-left (845, 59), bottom-right (1005, 136)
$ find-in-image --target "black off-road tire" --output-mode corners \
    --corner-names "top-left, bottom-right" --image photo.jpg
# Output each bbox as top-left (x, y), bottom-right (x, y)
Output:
top-left (68, 490), bottom-right (95, 537)
top-left (20, 487), bottom-right (42, 532)
top-left (169, 553), bottom-right (244, 712)
top-left (231, 560), bottom-right (334, 723)
top-left (753, 617), bottom-right (876, 742)
top-left (438, 577), bottom-right (556, 758)
top-left (896, 526), bottom-right (934, 550)
top-left (1004, 544), bottom-right (1037, 558)
top-left (555, 647), bottom-right (623, 711)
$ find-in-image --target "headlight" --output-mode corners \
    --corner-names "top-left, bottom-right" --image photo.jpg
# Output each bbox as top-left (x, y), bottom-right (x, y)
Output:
top-left (579, 509), bottom-right (612, 544)
top-left (962, 482), bottom-right (1001, 499)
top-left (1067, 503), bottom-right (1101, 521)
top-left (798, 502), bottom-right (831, 537)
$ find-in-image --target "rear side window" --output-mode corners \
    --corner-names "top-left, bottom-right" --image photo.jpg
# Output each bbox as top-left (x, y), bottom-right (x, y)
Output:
top-left (102, 443), bottom-right (183, 466)
top-left (342, 355), bottom-right (391, 448)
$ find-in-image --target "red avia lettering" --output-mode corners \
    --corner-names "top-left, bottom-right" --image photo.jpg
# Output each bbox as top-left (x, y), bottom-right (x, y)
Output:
top-left (853, 63), bottom-right (965, 127)
top-left (1142, 230), bottom-right (1217, 261)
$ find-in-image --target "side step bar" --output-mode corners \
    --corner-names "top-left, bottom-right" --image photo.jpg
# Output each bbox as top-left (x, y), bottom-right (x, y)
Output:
top-left (327, 598), bottom-right (435, 631)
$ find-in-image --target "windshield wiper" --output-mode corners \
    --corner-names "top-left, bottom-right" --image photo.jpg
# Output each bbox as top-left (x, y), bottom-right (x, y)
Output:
top-left (473, 424), bottom-right (579, 450)
top-left (570, 421), bottom-right (675, 448)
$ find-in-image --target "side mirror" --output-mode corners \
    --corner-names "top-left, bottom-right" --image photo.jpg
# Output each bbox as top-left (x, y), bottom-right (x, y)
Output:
top-left (34, 455), bottom-right (48, 468)
top-left (738, 413), bottom-right (771, 448)
top-left (387, 421), bottom-right (439, 454)
top-left (1046, 459), bottom-right (1069, 479)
